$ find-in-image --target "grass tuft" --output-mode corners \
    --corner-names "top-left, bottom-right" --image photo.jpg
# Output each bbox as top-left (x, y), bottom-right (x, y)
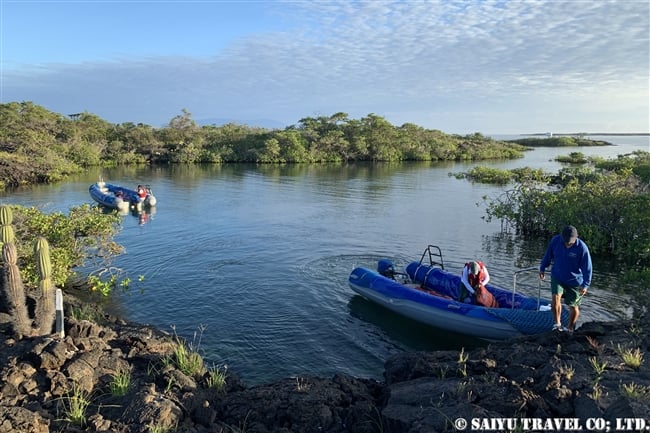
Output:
top-left (457, 347), bottom-right (469, 377)
top-left (616, 345), bottom-right (644, 369)
top-left (109, 368), bottom-right (132, 396)
top-left (59, 383), bottom-right (92, 426)
top-left (163, 324), bottom-right (208, 378)
top-left (620, 382), bottom-right (650, 400)
top-left (206, 364), bottom-right (228, 391)
top-left (588, 356), bottom-right (607, 376)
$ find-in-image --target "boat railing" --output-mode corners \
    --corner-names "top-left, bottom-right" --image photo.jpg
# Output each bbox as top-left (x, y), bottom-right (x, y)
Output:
top-left (418, 245), bottom-right (445, 270)
top-left (512, 266), bottom-right (542, 310)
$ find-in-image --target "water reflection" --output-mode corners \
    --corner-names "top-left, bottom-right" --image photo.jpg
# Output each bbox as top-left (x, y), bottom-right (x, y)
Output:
top-left (347, 295), bottom-right (484, 352)
top-left (132, 206), bottom-right (156, 225)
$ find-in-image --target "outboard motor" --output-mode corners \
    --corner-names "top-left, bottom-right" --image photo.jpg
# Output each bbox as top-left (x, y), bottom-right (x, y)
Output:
top-left (377, 259), bottom-right (396, 279)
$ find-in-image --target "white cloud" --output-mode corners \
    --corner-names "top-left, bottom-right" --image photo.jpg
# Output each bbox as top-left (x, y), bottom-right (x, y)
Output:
top-left (2, 0), bottom-right (648, 133)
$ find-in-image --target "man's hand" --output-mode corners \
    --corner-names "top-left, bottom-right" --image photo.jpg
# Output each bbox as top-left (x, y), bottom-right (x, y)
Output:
top-left (539, 272), bottom-right (545, 281)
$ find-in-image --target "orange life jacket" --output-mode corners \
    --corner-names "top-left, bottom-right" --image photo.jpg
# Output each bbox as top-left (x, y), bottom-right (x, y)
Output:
top-left (465, 261), bottom-right (486, 289)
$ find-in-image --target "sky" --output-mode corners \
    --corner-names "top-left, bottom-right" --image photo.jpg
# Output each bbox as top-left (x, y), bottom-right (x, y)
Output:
top-left (1, 0), bottom-right (649, 134)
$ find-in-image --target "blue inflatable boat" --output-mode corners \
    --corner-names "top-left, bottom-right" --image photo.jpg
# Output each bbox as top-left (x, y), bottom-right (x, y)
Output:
top-left (348, 245), bottom-right (568, 341)
top-left (89, 181), bottom-right (157, 211)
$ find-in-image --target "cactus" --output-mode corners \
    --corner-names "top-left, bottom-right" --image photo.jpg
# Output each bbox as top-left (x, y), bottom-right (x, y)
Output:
top-left (0, 205), bottom-right (12, 225)
top-left (1, 224), bottom-right (14, 244)
top-left (0, 204), bottom-right (60, 338)
top-left (0, 205), bottom-right (14, 251)
top-left (33, 236), bottom-right (55, 335)
top-left (1, 242), bottom-right (32, 338)
top-left (0, 204), bottom-right (33, 337)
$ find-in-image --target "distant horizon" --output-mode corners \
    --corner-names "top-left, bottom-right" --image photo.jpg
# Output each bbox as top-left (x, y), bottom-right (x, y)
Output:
top-left (9, 100), bottom-right (650, 138)
top-left (519, 132), bottom-right (650, 136)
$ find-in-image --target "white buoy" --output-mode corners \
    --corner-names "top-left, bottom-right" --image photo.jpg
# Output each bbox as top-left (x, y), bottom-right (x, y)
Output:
top-left (55, 289), bottom-right (64, 338)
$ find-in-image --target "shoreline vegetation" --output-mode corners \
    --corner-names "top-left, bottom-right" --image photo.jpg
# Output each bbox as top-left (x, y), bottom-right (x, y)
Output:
top-left (524, 132), bottom-right (649, 136)
top-left (505, 137), bottom-right (614, 147)
top-left (1, 101), bottom-right (616, 190)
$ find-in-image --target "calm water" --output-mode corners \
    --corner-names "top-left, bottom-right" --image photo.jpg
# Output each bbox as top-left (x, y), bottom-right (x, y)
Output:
top-left (2, 135), bottom-right (648, 384)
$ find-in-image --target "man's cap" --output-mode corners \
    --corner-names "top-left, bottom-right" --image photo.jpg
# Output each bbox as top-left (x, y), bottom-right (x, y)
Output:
top-left (469, 261), bottom-right (480, 275)
top-left (561, 225), bottom-right (578, 244)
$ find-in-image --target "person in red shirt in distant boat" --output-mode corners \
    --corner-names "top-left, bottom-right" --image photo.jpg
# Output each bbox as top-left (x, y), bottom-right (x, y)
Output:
top-left (137, 185), bottom-right (147, 199)
top-left (458, 261), bottom-right (499, 308)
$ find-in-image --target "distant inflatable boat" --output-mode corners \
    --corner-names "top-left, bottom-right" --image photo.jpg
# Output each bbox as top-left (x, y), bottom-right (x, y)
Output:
top-left (348, 245), bottom-right (568, 341)
top-left (89, 181), bottom-right (157, 211)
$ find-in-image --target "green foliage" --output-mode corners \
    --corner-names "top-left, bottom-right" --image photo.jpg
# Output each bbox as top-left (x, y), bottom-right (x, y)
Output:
top-left (595, 150), bottom-right (650, 183)
top-left (482, 152), bottom-right (650, 285)
top-left (616, 345), bottom-right (644, 370)
top-left (206, 364), bottom-right (228, 391)
top-left (87, 274), bottom-right (116, 297)
top-left (60, 383), bottom-right (92, 426)
top-left (620, 382), bottom-right (650, 400)
top-left (456, 166), bottom-right (550, 185)
top-left (162, 325), bottom-right (208, 378)
top-left (1, 103), bottom-right (528, 187)
top-left (555, 152), bottom-right (588, 164)
top-left (164, 340), bottom-right (206, 378)
top-left (69, 304), bottom-right (104, 322)
top-left (463, 166), bottom-right (514, 184)
top-left (510, 167), bottom-right (550, 183)
top-left (109, 368), bottom-right (132, 396)
top-left (6, 204), bottom-right (122, 288)
top-left (508, 136), bottom-right (613, 147)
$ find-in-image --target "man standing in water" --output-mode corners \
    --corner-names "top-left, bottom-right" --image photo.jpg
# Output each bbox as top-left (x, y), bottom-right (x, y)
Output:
top-left (539, 225), bottom-right (593, 332)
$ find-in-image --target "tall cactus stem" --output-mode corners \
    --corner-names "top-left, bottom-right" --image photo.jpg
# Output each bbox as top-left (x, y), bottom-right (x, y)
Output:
top-left (1, 242), bottom-right (32, 338)
top-left (0, 205), bottom-right (15, 254)
top-left (35, 237), bottom-right (52, 278)
top-left (1, 224), bottom-right (14, 244)
top-left (34, 236), bottom-right (55, 335)
top-left (0, 205), bottom-right (12, 225)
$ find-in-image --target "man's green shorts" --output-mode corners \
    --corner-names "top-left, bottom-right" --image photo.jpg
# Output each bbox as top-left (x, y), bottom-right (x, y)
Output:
top-left (551, 276), bottom-right (583, 307)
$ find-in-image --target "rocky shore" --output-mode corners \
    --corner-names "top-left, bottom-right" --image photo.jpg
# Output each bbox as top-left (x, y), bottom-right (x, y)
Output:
top-left (1, 293), bottom-right (648, 433)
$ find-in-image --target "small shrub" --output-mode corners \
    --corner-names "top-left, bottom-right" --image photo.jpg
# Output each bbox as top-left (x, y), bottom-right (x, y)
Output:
top-left (69, 304), bottom-right (103, 322)
top-left (589, 356), bottom-right (607, 376)
top-left (466, 166), bottom-right (513, 184)
top-left (588, 383), bottom-right (604, 402)
top-left (555, 152), bottom-right (588, 164)
top-left (559, 363), bottom-right (575, 381)
top-left (148, 423), bottom-right (174, 433)
top-left (617, 345), bottom-right (644, 369)
top-left (620, 383), bottom-right (650, 400)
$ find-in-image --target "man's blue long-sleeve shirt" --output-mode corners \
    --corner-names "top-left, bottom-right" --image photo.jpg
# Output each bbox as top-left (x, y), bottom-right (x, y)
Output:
top-left (540, 235), bottom-right (592, 288)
